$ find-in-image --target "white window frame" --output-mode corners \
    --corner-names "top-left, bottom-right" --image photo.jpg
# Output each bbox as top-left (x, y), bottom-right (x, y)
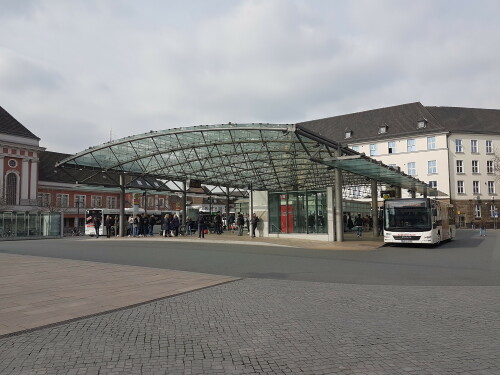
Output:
top-left (407, 162), bottom-right (416, 176)
top-left (388, 141), bottom-right (396, 154)
top-left (472, 160), bottom-right (479, 174)
top-left (457, 181), bottom-right (464, 194)
top-left (106, 196), bottom-right (117, 209)
top-left (473, 181), bottom-right (480, 194)
top-left (486, 140), bottom-right (493, 153)
top-left (456, 160), bottom-right (463, 173)
top-left (38, 193), bottom-right (51, 207)
top-left (91, 195), bottom-right (102, 208)
top-left (455, 139), bottom-right (463, 152)
top-left (370, 144), bottom-right (377, 156)
top-left (74, 195), bottom-right (86, 208)
top-left (490, 204), bottom-right (497, 218)
top-left (471, 139), bottom-right (478, 153)
top-left (488, 181), bottom-right (495, 195)
top-left (407, 139), bottom-right (416, 152)
top-left (351, 145), bottom-right (359, 152)
top-left (427, 136), bottom-right (436, 150)
top-left (428, 181), bottom-right (437, 189)
top-left (428, 160), bottom-right (437, 174)
top-left (487, 160), bottom-right (494, 174)
top-left (56, 194), bottom-right (69, 208)
top-left (475, 204), bottom-right (481, 218)
top-left (158, 197), bottom-right (165, 209)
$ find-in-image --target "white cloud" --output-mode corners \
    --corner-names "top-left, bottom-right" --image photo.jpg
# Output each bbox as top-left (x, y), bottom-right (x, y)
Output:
top-left (1, 0), bottom-right (500, 153)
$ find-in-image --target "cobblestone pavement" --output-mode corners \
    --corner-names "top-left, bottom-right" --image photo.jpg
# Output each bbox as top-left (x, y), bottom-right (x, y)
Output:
top-left (1, 278), bottom-right (499, 375)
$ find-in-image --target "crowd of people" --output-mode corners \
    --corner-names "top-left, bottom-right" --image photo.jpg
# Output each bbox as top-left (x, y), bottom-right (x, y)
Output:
top-left (86, 211), bottom-right (261, 239)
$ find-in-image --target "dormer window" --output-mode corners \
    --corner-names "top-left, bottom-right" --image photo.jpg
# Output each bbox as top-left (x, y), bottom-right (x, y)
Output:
top-left (417, 119), bottom-right (427, 129)
top-left (378, 125), bottom-right (388, 134)
top-left (345, 130), bottom-right (352, 139)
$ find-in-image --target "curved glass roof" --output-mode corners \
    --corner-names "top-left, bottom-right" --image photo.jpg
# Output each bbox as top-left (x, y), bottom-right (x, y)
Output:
top-left (56, 123), bottom-right (431, 194)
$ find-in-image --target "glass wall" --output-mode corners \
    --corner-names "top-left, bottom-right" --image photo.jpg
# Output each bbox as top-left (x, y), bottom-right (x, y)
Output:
top-left (269, 191), bottom-right (327, 234)
top-left (0, 211), bottom-right (62, 239)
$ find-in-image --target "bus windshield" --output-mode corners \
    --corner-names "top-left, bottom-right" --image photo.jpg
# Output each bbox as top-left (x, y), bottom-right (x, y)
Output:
top-left (384, 199), bottom-right (432, 231)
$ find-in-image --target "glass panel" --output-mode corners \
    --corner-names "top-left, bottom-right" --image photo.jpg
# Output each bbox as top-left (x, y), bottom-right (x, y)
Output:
top-left (268, 193), bottom-right (282, 233)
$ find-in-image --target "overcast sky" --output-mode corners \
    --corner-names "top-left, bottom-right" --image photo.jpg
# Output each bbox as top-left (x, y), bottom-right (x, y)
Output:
top-left (1, 0), bottom-right (500, 154)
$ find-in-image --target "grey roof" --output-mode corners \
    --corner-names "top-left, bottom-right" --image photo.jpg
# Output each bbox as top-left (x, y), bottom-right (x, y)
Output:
top-left (297, 102), bottom-right (500, 143)
top-left (425, 106), bottom-right (500, 134)
top-left (0, 106), bottom-right (40, 140)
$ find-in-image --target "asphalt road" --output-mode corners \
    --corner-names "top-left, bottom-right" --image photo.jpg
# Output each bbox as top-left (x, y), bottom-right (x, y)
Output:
top-left (1, 229), bottom-right (499, 286)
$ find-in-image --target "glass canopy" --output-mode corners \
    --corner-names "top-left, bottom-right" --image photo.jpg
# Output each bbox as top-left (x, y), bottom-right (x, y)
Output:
top-left (56, 123), bottom-right (430, 194)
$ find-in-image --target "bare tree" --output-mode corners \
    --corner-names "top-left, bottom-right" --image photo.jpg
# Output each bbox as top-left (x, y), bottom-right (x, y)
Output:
top-left (494, 151), bottom-right (500, 182)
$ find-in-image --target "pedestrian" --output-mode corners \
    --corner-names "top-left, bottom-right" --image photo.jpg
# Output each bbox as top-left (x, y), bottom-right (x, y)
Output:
top-left (93, 216), bottom-right (101, 238)
top-left (214, 212), bottom-right (223, 235)
top-left (245, 214), bottom-right (250, 233)
top-left (479, 221), bottom-right (486, 236)
top-left (347, 215), bottom-right (354, 232)
top-left (237, 212), bottom-right (244, 236)
top-left (128, 216), bottom-right (134, 237)
top-left (354, 214), bottom-right (363, 238)
top-left (171, 214), bottom-right (180, 237)
top-left (105, 215), bottom-right (114, 238)
top-left (186, 217), bottom-right (193, 236)
top-left (227, 214), bottom-right (235, 232)
top-left (149, 215), bottom-right (156, 236)
top-left (133, 215), bottom-right (139, 237)
top-left (142, 215), bottom-right (149, 237)
top-left (162, 214), bottom-right (171, 237)
top-left (251, 213), bottom-right (259, 238)
top-left (377, 215), bottom-right (383, 236)
top-left (197, 213), bottom-right (205, 239)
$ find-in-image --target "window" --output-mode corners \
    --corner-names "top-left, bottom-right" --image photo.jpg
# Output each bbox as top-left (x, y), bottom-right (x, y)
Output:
top-left (428, 160), bottom-right (437, 174)
top-left (486, 140), bottom-right (493, 153)
top-left (427, 136), bottom-right (436, 150)
top-left (378, 125), bottom-right (388, 134)
top-left (370, 144), bottom-right (377, 156)
top-left (471, 139), bottom-right (478, 153)
top-left (74, 195), bottom-right (86, 208)
top-left (472, 160), bottom-right (479, 173)
top-left (473, 181), bottom-right (480, 194)
top-left (388, 141), bottom-right (396, 154)
top-left (457, 181), bottom-right (464, 194)
top-left (91, 195), bottom-right (102, 208)
top-left (147, 197), bottom-right (155, 208)
top-left (490, 205), bottom-right (497, 218)
top-left (158, 198), bottom-right (165, 209)
top-left (407, 162), bottom-right (416, 175)
top-left (345, 130), bottom-right (352, 139)
top-left (428, 181), bottom-right (437, 189)
top-left (56, 194), bottom-right (69, 207)
top-left (407, 139), bottom-right (416, 152)
top-left (417, 119), bottom-right (427, 129)
top-left (106, 196), bottom-right (117, 209)
top-left (487, 160), bottom-right (494, 174)
top-left (8, 159), bottom-right (18, 168)
top-left (38, 193), bottom-right (51, 207)
top-left (351, 145), bottom-right (359, 152)
top-left (488, 181), bottom-right (495, 195)
top-left (455, 139), bottom-right (463, 152)
top-left (456, 160), bottom-right (464, 173)
top-left (6, 173), bottom-right (18, 205)
top-left (475, 204), bottom-right (481, 218)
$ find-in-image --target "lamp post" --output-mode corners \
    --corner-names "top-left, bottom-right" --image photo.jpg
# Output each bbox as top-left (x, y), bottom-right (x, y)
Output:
top-left (75, 197), bottom-right (81, 232)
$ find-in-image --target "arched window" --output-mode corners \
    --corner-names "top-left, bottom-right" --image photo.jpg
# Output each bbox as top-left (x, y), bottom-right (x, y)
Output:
top-left (6, 173), bottom-right (18, 205)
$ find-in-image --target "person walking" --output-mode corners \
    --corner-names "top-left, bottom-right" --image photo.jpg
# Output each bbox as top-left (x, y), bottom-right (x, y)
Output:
top-left (251, 213), bottom-right (259, 238)
top-left (197, 213), bottom-right (205, 239)
top-left (162, 214), bottom-right (171, 237)
top-left (354, 214), bottom-right (364, 238)
top-left (105, 215), bottom-right (114, 238)
top-left (479, 221), bottom-right (487, 236)
top-left (128, 216), bottom-right (134, 237)
top-left (236, 212), bottom-right (244, 236)
top-left (214, 212), bottom-right (223, 235)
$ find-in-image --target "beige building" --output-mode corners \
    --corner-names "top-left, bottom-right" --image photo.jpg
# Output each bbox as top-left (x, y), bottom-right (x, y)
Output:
top-left (298, 102), bottom-right (500, 228)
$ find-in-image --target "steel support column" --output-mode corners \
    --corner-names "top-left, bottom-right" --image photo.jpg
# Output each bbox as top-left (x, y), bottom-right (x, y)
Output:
top-left (119, 174), bottom-right (126, 237)
top-left (371, 179), bottom-right (379, 237)
top-left (335, 149), bottom-right (344, 242)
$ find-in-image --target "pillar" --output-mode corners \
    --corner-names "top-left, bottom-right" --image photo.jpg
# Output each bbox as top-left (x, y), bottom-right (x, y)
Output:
top-left (335, 149), bottom-right (344, 242)
top-left (21, 158), bottom-right (29, 200)
top-left (327, 186), bottom-right (336, 241)
top-left (119, 174), bottom-right (126, 237)
top-left (182, 181), bottom-right (187, 226)
top-left (371, 179), bottom-right (379, 236)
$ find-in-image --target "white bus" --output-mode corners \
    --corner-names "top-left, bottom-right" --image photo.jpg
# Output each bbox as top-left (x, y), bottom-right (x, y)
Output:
top-left (383, 198), bottom-right (456, 245)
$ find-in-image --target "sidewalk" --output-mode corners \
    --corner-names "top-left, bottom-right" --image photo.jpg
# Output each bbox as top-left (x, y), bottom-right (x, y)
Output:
top-left (0, 253), bottom-right (238, 337)
top-left (114, 230), bottom-right (384, 251)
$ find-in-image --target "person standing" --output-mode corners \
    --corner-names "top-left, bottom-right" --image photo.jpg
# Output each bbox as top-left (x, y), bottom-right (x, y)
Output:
top-left (214, 212), bottom-right (222, 235)
top-left (237, 212), bottom-right (244, 236)
top-left (105, 215), bottom-right (114, 238)
top-left (251, 213), bottom-right (259, 238)
top-left (197, 213), bottom-right (205, 239)
top-left (149, 215), bottom-right (156, 236)
top-left (128, 216), bottom-right (134, 237)
top-left (171, 214), bottom-right (180, 237)
top-left (93, 216), bottom-right (101, 238)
